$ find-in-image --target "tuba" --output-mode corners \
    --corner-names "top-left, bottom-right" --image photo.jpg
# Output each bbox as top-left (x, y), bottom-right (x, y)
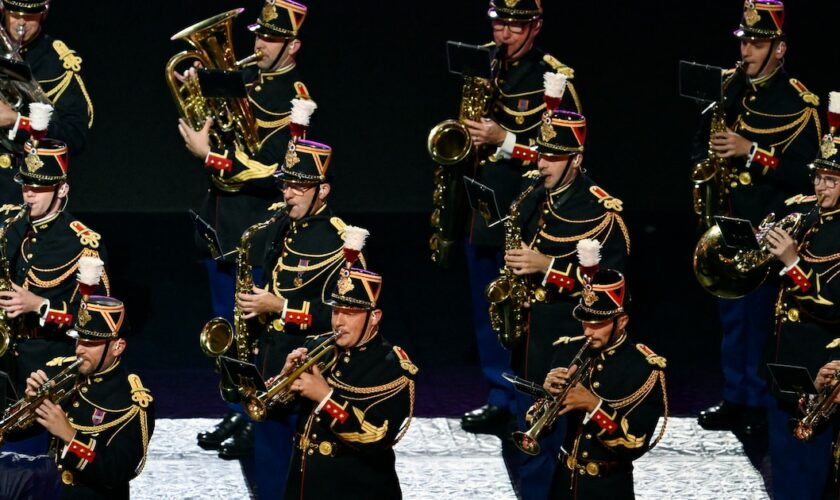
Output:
top-left (427, 46), bottom-right (497, 268)
top-left (693, 195), bottom-right (823, 299)
top-left (200, 205), bottom-right (287, 401)
top-left (0, 203), bottom-right (30, 357)
top-left (793, 369), bottom-right (840, 442)
top-left (485, 175), bottom-right (542, 349)
top-left (166, 9), bottom-right (262, 193)
top-left (0, 358), bottom-right (82, 444)
top-left (512, 339), bottom-right (593, 455)
top-left (241, 331), bottom-right (339, 422)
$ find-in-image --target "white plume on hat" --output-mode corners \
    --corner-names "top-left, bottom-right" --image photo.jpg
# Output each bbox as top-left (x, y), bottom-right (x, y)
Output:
top-left (343, 225), bottom-right (370, 252)
top-left (576, 238), bottom-right (601, 268)
top-left (543, 72), bottom-right (568, 99)
top-left (290, 98), bottom-right (318, 126)
top-left (28, 103), bottom-right (54, 132)
top-left (829, 92), bottom-right (840, 115)
top-left (76, 256), bottom-right (105, 286)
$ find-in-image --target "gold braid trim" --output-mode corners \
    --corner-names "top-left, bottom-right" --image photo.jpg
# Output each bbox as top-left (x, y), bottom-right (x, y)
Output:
top-left (257, 115), bottom-right (292, 129)
top-left (135, 407), bottom-right (151, 475)
top-left (595, 369), bottom-right (659, 409)
top-left (538, 214), bottom-right (611, 243)
top-left (75, 74), bottom-right (94, 128)
top-left (278, 249), bottom-right (343, 268)
top-left (228, 149), bottom-right (277, 182)
top-left (72, 405), bottom-right (139, 434)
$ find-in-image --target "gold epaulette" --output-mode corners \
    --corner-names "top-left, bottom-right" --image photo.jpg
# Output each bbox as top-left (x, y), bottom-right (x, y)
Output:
top-left (331, 216), bottom-right (346, 234)
top-left (785, 194), bottom-right (817, 206)
top-left (294, 81), bottom-right (310, 100)
top-left (589, 185), bottom-right (623, 212)
top-left (70, 221), bottom-right (101, 248)
top-left (522, 169), bottom-right (541, 178)
top-left (636, 343), bottom-right (667, 368)
top-left (543, 54), bottom-right (574, 79)
top-left (789, 79), bottom-right (820, 106)
top-left (52, 40), bottom-right (82, 73)
top-left (393, 346), bottom-right (419, 375)
top-left (46, 355), bottom-right (77, 367)
top-left (128, 374), bottom-right (153, 408)
top-left (268, 201), bottom-right (286, 211)
top-left (553, 335), bottom-right (585, 345)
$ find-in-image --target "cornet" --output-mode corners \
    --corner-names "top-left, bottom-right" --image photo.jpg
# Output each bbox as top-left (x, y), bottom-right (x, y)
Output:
top-left (0, 359), bottom-right (82, 444)
top-left (242, 332), bottom-right (339, 422)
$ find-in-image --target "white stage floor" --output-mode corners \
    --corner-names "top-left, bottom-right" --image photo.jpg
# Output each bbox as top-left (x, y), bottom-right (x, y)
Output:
top-left (133, 417), bottom-right (768, 499)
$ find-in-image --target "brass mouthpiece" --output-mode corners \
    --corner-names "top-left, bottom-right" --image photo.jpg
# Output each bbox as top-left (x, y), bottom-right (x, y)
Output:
top-left (236, 49), bottom-right (263, 68)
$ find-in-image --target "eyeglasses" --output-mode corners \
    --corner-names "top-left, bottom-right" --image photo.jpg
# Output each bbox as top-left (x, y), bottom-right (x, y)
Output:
top-left (811, 172), bottom-right (839, 189)
top-left (281, 183), bottom-right (315, 195)
top-left (491, 20), bottom-right (528, 35)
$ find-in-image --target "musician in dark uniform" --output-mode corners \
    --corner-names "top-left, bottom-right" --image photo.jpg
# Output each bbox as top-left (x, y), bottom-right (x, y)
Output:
top-left (4, 295), bottom-right (154, 500)
top-left (503, 109), bottom-right (630, 499)
top-left (0, 0), bottom-right (94, 208)
top-left (761, 113), bottom-right (840, 499)
top-left (179, 0), bottom-right (311, 464)
top-left (237, 138), bottom-right (363, 498)
top-left (543, 269), bottom-right (666, 499)
top-left (461, 0), bottom-right (583, 438)
top-left (281, 267), bottom-right (417, 500)
top-left (0, 138), bottom-right (108, 400)
top-left (693, 0), bottom-right (821, 435)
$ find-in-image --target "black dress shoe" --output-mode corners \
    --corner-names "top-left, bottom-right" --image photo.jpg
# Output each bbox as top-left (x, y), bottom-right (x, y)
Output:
top-left (698, 401), bottom-right (742, 431)
top-left (197, 412), bottom-right (246, 450)
top-left (218, 422), bottom-right (255, 459)
top-left (461, 404), bottom-right (512, 434)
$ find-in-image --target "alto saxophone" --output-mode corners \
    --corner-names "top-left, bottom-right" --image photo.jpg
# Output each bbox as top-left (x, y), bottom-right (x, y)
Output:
top-left (0, 358), bottom-right (82, 445)
top-left (512, 338), bottom-right (593, 455)
top-left (691, 101), bottom-right (734, 230)
top-left (0, 203), bottom-right (30, 357)
top-left (199, 205), bottom-right (287, 401)
top-left (794, 369), bottom-right (840, 441)
top-left (485, 175), bottom-right (542, 349)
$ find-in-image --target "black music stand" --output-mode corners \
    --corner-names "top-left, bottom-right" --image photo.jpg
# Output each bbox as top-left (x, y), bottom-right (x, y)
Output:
top-left (219, 356), bottom-right (268, 394)
top-left (714, 215), bottom-right (761, 251)
top-left (446, 41), bottom-right (495, 79)
top-left (678, 60), bottom-right (725, 104)
top-left (0, 370), bottom-right (17, 412)
top-left (463, 176), bottom-right (504, 227)
top-left (190, 209), bottom-right (228, 260)
top-left (767, 363), bottom-right (819, 396)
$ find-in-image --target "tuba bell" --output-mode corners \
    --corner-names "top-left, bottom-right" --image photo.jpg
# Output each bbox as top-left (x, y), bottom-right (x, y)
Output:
top-left (166, 9), bottom-right (262, 192)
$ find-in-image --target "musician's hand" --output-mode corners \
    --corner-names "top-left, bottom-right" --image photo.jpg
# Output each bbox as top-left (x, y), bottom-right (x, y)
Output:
top-left (35, 399), bottom-right (76, 443)
top-left (765, 227), bottom-right (798, 267)
top-left (710, 129), bottom-right (752, 158)
top-left (544, 365), bottom-right (578, 396)
top-left (282, 348), bottom-right (308, 377)
top-left (238, 286), bottom-right (285, 319)
top-left (0, 283), bottom-right (46, 318)
top-left (816, 360), bottom-right (840, 395)
top-left (505, 242), bottom-right (551, 276)
top-left (0, 100), bottom-right (18, 128)
top-left (24, 369), bottom-right (48, 398)
top-left (174, 63), bottom-right (203, 83)
top-left (291, 364), bottom-right (331, 403)
top-left (178, 117), bottom-right (212, 159)
top-left (463, 118), bottom-right (507, 147)
top-left (558, 384), bottom-right (600, 415)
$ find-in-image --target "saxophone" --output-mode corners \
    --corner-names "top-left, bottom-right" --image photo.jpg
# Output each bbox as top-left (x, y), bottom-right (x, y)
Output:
top-left (691, 102), bottom-right (733, 230)
top-left (485, 176), bottom-right (542, 349)
top-left (199, 205), bottom-right (287, 401)
top-left (0, 204), bottom-right (30, 358)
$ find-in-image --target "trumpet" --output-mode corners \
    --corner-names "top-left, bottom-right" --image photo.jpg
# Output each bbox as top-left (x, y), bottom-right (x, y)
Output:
top-left (793, 370), bottom-right (840, 441)
top-left (0, 359), bottom-right (82, 444)
top-left (512, 339), bottom-right (593, 456)
top-left (242, 332), bottom-right (339, 422)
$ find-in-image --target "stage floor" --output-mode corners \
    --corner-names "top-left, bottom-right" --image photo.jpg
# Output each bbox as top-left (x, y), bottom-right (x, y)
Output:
top-left (134, 417), bottom-right (768, 499)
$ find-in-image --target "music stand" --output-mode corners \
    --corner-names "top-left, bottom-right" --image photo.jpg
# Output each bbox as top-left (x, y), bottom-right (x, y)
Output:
top-left (197, 69), bottom-right (247, 98)
top-left (678, 60), bottom-right (725, 104)
top-left (463, 176), bottom-right (504, 227)
top-left (190, 209), bottom-right (226, 260)
top-left (446, 41), bottom-right (495, 79)
top-left (714, 215), bottom-right (761, 251)
top-left (0, 370), bottom-right (17, 412)
top-left (767, 363), bottom-right (819, 396)
top-left (218, 356), bottom-right (268, 395)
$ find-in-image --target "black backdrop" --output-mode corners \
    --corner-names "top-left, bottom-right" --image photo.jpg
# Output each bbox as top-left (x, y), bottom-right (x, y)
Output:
top-left (46, 0), bottom-right (840, 214)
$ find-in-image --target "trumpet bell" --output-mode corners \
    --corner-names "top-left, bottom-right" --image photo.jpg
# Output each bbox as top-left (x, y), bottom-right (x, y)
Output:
top-left (200, 317), bottom-right (233, 357)
top-left (511, 430), bottom-right (540, 456)
top-left (427, 120), bottom-right (472, 166)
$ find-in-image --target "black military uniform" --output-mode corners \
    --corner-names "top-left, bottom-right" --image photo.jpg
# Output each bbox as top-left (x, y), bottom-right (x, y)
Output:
top-left (285, 268), bottom-right (417, 500)
top-left (6, 296), bottom-right (155, 500)
top-left (548, 270), bottom-right (667, 500)
top-left (0, 0), bottom-right (93, 207)
top-left (762, 122), bottom-right (840, 500)
top-left (694, 0), bottom-right (822, 435)
top-left (3, 139), bottom-right (108, 394)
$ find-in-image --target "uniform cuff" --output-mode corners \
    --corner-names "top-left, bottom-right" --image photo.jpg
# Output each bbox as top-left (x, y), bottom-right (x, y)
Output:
top-left (784, 262), bottom-right (811, 292)
top-left (8, 113), bottom-right (23, 140)
top-left (205, 150), bottom-right (232, 172)
top-left (541, 257), bottom-right (556, 286)
top-left (319, 397), bottom-right (349, 424)
top-left (582, 399), bottom-right (603, 425)
top-left (315, 389), bottom-right (334, 413)
top-left (494, 131), bottom-right (517, 159)
top-left (38, 298), bottom-right (50, 327)
top-left (590, 406), bottom-right (618, 434)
